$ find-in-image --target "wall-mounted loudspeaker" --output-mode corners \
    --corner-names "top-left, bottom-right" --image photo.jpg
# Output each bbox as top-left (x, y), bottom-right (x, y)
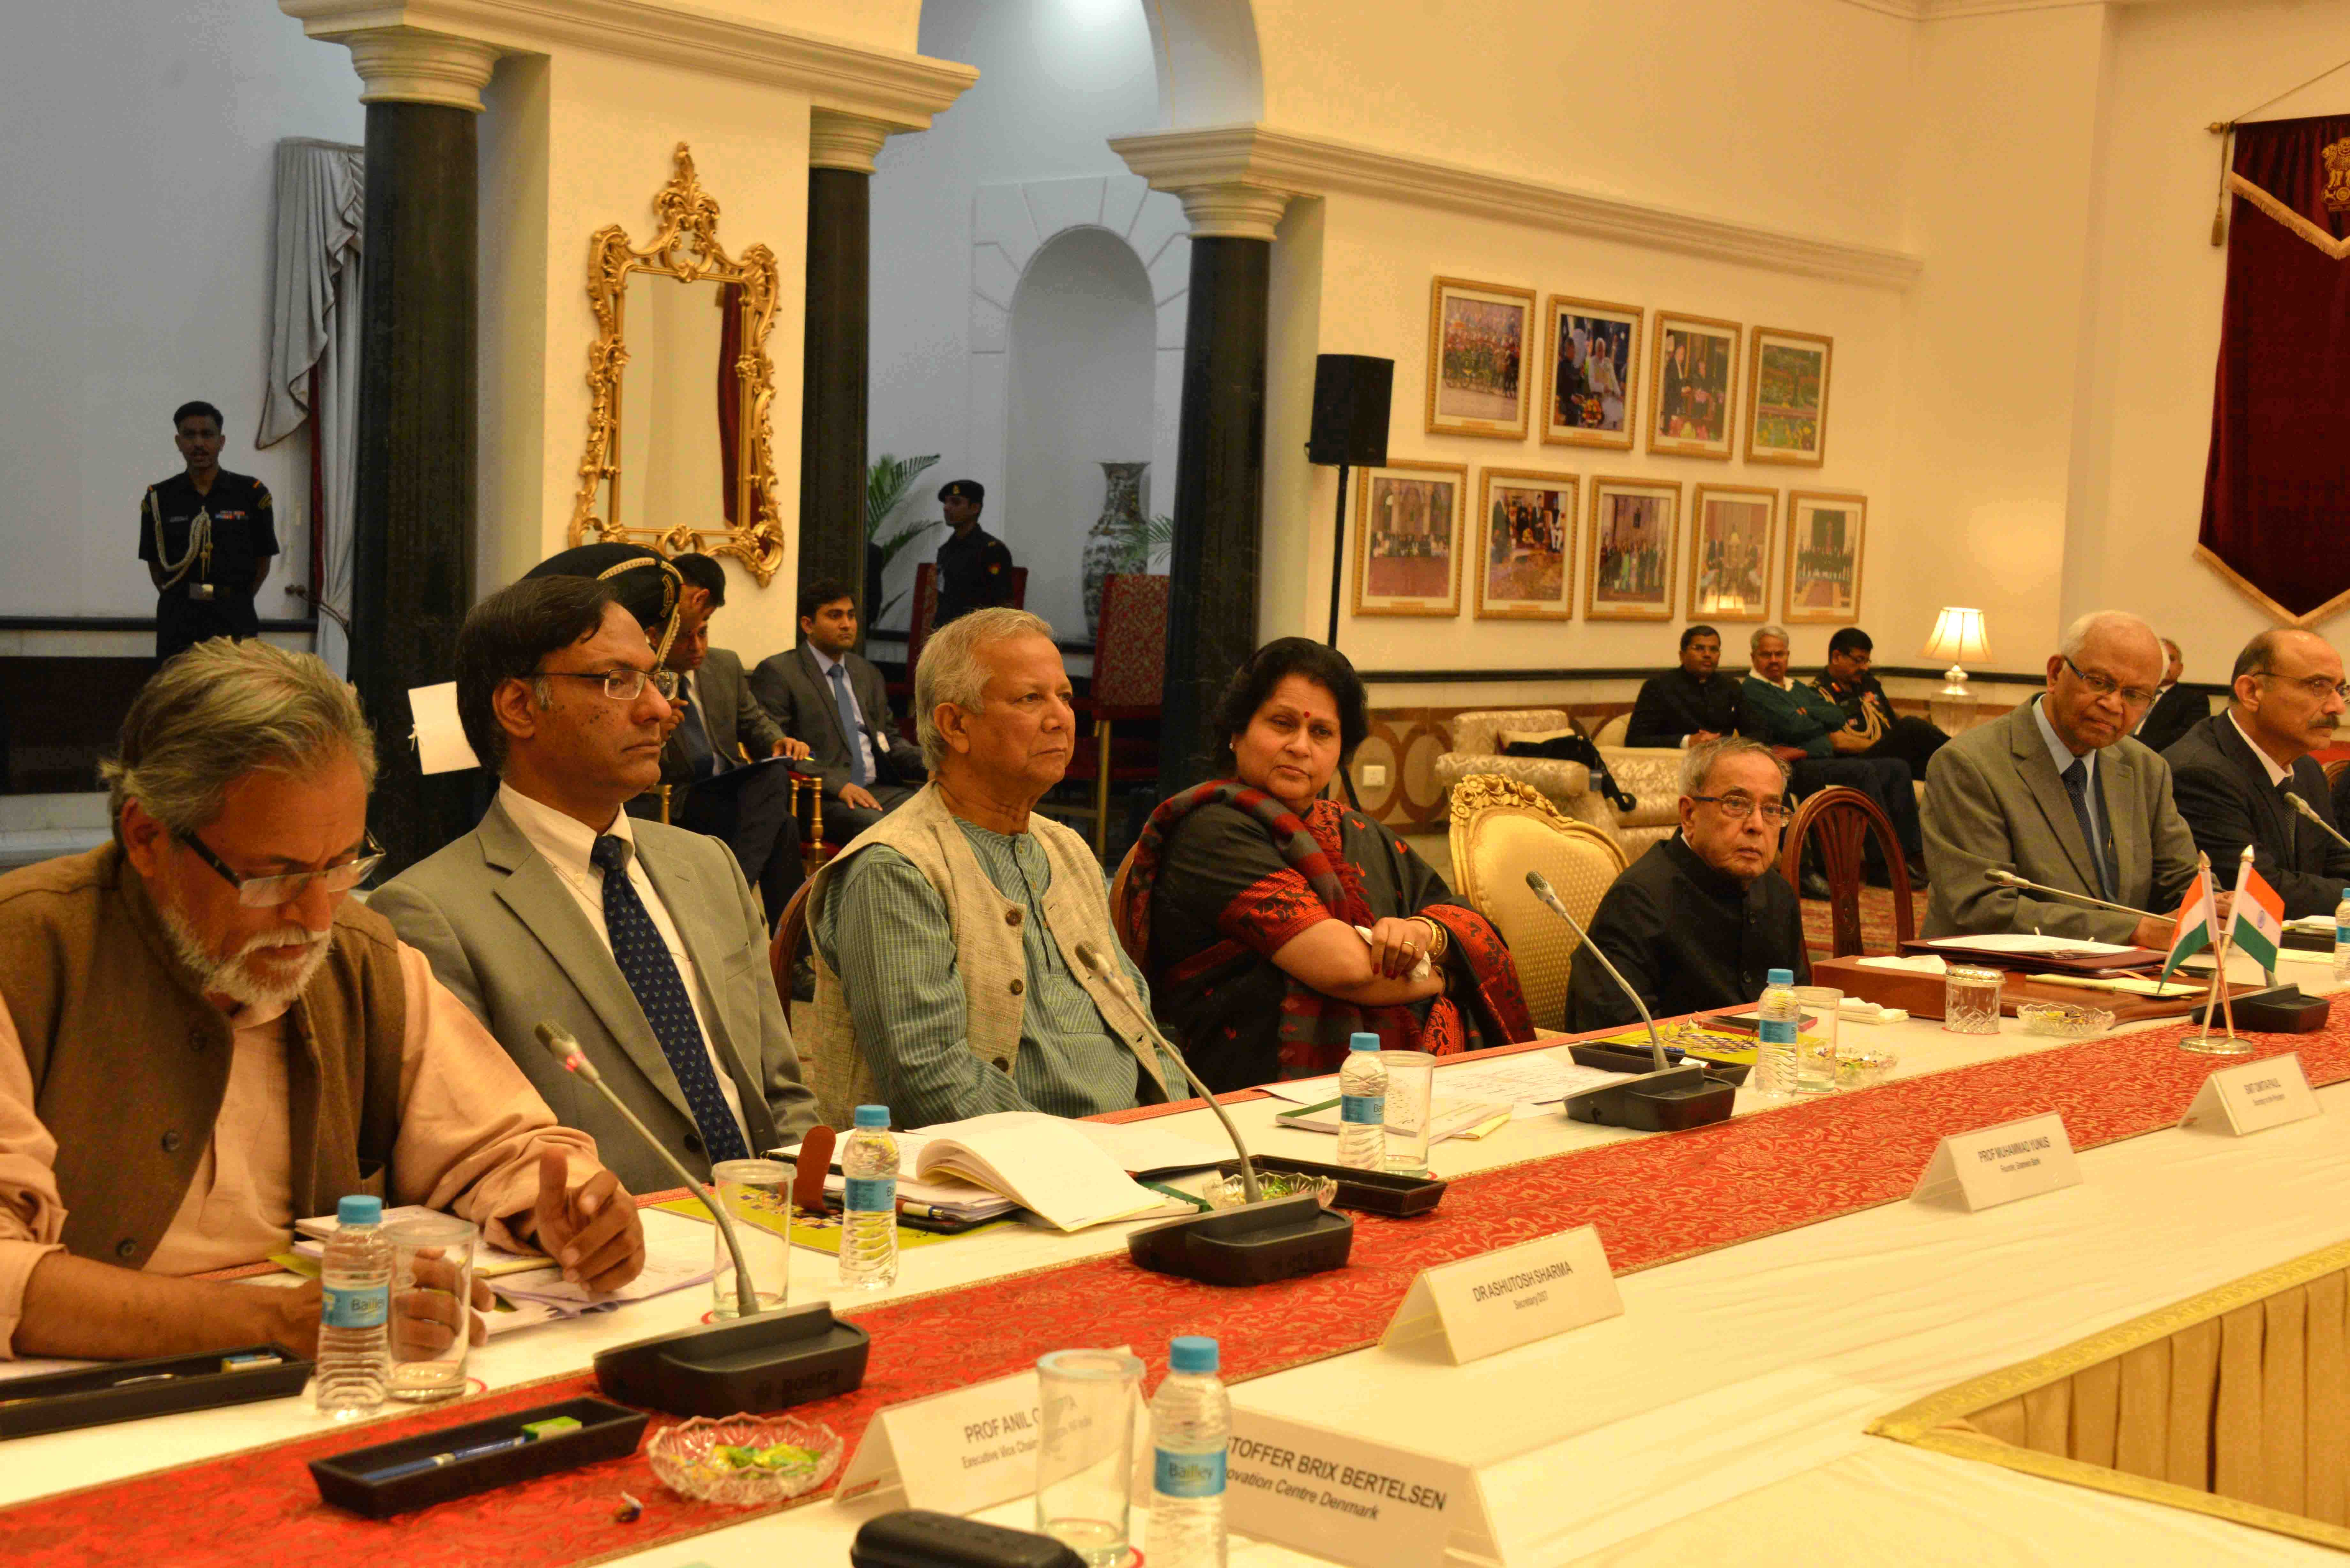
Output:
top-left (1307, 355), bottom-right (1393, 468)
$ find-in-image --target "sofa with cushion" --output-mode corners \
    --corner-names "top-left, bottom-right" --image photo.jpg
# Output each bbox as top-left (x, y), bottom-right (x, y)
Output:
top-left (1433, 709), bottom-right (1677, 856)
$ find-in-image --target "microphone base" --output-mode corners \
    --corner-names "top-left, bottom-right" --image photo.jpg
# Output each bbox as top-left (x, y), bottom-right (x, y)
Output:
top-left (2190, 984), bottom-right (2331, 1035)
top-left (1565, 1065), bottom-right (1738, 1133)
top-left (1127, 1193), bottom-right (1354, 1286)
top-left (593, 1300), bottom-right (870, 1419)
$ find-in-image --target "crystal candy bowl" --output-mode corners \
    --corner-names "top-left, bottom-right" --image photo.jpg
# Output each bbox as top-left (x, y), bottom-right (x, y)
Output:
top-left (2014, 1000), bottom-right (2115, 1039)
top-left (1834, 1041), bottom-right (1901, 1089)
top-left (1203, 1168), bottom-right (1339, 1210)
top-left (646, 1413), bottom-right (844, 1506)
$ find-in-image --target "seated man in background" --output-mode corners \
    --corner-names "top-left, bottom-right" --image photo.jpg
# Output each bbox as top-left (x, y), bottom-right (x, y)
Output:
top-left (1815, 627), bottom-right (1947, 773)
top-left (1742, 624), bottom-right (1925, 881)
top-left (749, 577), bottom-right (926, 843)
top-left (804, 608), bottom-right (1185, 1128)
top-left (634, 552), bottom-right (810, 924)
top-left (1565, 737), bottom-right (1808, 1030)
top-left (2134, 638), bottom-right (2203, 754)
top-left (375, 576), bottom-right (816, 1192)
top-left (1922, 610), bottom-right (2202, 945)
top-left (0, 640), bottom-right (642, 1362)
top-left (1626, 624), bottom-right (1749, 748)
top-left (2164, 628), bottom-right (2350, 918)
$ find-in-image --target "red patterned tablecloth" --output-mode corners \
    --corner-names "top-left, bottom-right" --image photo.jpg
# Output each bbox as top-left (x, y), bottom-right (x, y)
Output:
top-left (7, 1007), bottom-right (2346, 1566)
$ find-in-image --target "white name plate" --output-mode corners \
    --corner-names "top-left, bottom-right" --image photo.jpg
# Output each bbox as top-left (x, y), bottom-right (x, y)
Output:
top-left (1226, 1410), bottom-right (1490, 1568)
top-left (1379, 1225), bottom-right (1621, 1365)
top-left (2180, 1054), bottom-right (2322, 1136)
top-left (1911, 1111), bottom-right (2080, 1211)
top-left (836, 1367), bottom-right (1042, 1515)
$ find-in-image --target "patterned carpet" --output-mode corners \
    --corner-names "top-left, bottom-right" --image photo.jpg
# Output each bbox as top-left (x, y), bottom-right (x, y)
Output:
top-left (1801, 886), bottom-right (1930, 960)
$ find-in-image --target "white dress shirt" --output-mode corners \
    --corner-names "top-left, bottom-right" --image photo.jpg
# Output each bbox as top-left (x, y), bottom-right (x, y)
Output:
top-left (810, 645), bottom-right (878, 781)
top-left (497, 783), bottom-right (749, 1140)
top-left (2226, 712), bottom-right (2292, 787)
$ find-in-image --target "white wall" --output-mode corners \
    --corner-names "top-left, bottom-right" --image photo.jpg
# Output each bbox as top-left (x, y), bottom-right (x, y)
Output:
top-left (0, 0), bottom-right (358, 621)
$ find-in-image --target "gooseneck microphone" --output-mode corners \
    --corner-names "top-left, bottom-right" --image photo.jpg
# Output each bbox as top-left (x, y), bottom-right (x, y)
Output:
top-left (1982, 867), bottom-right (2164, 921)
top-left (2284, 791), bottom-right (2350, 854)
top-left (536, 1021), bottom-right (761, 1317)
top-left (1073, 942), bottom-right (1259, 1203)
top-left (1525, 871), bottom-right (1666, 1071)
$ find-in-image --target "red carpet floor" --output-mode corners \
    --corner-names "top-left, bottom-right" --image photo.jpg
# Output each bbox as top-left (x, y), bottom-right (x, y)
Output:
top-left (1801, 886), bottom-right (1929, 960)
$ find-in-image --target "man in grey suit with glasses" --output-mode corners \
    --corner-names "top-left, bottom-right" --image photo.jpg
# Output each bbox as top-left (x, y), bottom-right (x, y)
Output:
top-left (749, 577), bottom-right (926, 843)
top-left (1922, 610), bottom-right (2208, 948)
top-left (374, 574), bottom-right (816, 1192)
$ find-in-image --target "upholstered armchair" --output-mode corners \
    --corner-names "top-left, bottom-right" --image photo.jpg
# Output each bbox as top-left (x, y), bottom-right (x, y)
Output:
top-left (1432, 710), bottom-right (1613, 839)
top-left (1587, 712), bottom-right (1684, 856)
top-left (1445, 775), bottom-right (1627, 1031)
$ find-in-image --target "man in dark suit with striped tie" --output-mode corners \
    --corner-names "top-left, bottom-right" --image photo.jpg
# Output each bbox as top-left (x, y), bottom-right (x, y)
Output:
top-left (749, 578), bottom-right (927, 843)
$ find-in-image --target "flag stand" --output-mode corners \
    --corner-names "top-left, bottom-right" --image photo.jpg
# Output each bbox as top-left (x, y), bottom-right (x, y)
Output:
top-left (2182, 848), bottom-right (2254, 1056)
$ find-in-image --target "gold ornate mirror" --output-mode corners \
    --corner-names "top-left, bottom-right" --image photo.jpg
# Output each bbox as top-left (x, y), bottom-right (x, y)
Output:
top-left (568, 143), bottom-right (783, 583)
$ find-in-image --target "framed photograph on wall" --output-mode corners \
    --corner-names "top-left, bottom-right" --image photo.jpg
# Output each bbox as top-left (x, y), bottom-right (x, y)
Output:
top-left (1353, 459), bottom-right (1467, 617)
top-left (1784, 491), bottom-right (1866, 624)
top-left (1584, 476), bottom-right (1681, 621)
top-left (1541, 296), bottom-right (1642, 450)
top-left (1474, 468), bottom-right (1578, 620)
top-left (1745, 327), bottom-right (1832, 466)
top-left (1647, 312), bottom-right (1741, 460)
top-left (1425, 277), bottom-right (1535, 440)
top-left (1687, 485), bottom-right (1778, 623)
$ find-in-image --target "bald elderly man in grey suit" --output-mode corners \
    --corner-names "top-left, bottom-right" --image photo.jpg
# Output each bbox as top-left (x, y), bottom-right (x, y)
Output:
top-left (1922, 610), bottom-right (2204, 948)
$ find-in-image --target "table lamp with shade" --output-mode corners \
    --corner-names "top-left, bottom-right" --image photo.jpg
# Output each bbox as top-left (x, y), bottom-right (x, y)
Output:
top-left (1922, 607), bottom-right (1990, 732)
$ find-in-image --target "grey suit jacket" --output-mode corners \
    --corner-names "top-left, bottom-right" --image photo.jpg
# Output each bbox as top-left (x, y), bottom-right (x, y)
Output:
top-left (748, 643), bottom-right (922, 798)
top-left (2164, 713), bottom-right (2350, 919)
top-left (371, 800), bottom-right (817, 1193)
top-left (1921, 698), bottom-right (2199, 942)
top-left (662, 646), bottom-right (785, 786)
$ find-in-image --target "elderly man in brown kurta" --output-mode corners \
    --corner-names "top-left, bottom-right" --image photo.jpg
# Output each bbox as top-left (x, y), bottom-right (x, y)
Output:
top-left (0, 640), bottom-right (645, 1362)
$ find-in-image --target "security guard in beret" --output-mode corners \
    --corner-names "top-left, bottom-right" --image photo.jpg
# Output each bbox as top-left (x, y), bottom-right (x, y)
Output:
top-left (140, 400), bottom-right (278, 663)
top-left (933, 478), bottom-right (1016, 629)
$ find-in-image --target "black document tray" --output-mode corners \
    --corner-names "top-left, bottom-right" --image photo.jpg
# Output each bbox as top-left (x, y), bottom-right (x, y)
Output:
top-left (309, 1395), bottom-right (647, 1517)
top-left (0, 1342), bottom-right (311, 1440)
top-left (1216, 1154), bottom-right (1448, 1217)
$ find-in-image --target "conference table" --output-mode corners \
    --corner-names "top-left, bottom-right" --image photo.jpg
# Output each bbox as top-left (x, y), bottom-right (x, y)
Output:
top-left (6, 946), bottom-right (2347, 1565)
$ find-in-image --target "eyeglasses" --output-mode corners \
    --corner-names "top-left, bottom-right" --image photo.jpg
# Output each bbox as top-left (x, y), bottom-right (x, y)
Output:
top-left (1690, 793), bottom-right (1789, 825)
top-left (535, 667), bottom-right (679, 701)
top-left (2261, 672), bottom-right (2350, 702)
top-left (2060, 656), bottom-right (2159, 710)
top-left (179, 831), bottom-right (384, 908)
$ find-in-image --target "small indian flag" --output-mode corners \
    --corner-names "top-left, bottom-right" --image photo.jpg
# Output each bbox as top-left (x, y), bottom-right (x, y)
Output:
top-left (2157, 866), bottom-right (2217, 982)
top-left (2229, 851), bottom-right (2286, 976)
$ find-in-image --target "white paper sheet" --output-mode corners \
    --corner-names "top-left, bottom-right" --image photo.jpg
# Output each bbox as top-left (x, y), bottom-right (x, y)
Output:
top-left (407, 682), bottom-right (479, 774)
top-left (1924, 933), bottom-right (2135, 955)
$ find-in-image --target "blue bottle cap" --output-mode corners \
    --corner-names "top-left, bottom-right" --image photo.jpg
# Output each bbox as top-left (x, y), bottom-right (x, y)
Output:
top-left (1348, 1033), bottom-right (1380, 1052)
top-left (337, 1195), bottom-right (383, 1226)
top-left (1169, 1335), bottom-right (1219, 1374)
top-left (853, 1104), bottom-right (890, 1128)
top-left (1766, 968), bottom-right (1794, 986)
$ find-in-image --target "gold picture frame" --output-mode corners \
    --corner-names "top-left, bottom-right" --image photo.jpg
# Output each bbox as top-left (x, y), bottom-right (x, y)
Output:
top-left (566, 143), bottom-right (784, 584)
top-left (1474, 468), bottom-right (1578, 621)
top-left (1584, 476), bottom-right (1681, 621)
top-left (1687, 484), bottom-right (1778, 622)
top-left (1647, 312), bottom-right (1742, 460)
top-left (1353, 459), bottom-right (1467, 617)
top-left (1541, 295), bottom-right (1642, 450)
top-left (1426, 276), bottom-right (1535, 440)
top-left (1744, 326), bottom-right (1833, 467)
top-left (1784, 490), bottom-right (1867, 625)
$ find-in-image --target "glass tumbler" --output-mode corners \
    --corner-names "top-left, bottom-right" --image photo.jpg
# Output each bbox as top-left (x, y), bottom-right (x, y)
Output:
top-left (384, 1212), bottom-right (475, 1402)
top-left (710, 1157), bottom-right (793, 1318)
top-left (1378, 1049), bottom-right (1439, 1172)
top-left (1943, 965), bottom-right (2005, 1035)
top-left (1789, 986), bottom-right (1841, 1095)
top-left (1034, 1348), bottom-right (1144, 1565)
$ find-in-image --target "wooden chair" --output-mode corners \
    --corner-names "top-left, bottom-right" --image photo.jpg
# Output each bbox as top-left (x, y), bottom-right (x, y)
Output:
top-left (1778, 784), bottom-right (1912, 958)
top-left (767, 879), bottom-right (826, 1108)
top-left (1071, 573), bottom-right (1168, 856)
top-left (1108, 841), bottom-right (1144, 966)
top-left (1446, 774), bottom-right (1626, 1031)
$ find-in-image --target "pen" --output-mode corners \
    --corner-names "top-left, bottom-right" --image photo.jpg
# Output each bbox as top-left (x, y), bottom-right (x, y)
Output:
top-left (362, 1433), bottom-right (536, 1482)
top-left (896, 1201), bottom-right (962, 1222)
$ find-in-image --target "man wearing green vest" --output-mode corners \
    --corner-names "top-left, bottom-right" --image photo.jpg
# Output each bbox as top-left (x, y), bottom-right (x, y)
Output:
top-left (0, 640), bottom-right (644, 1362)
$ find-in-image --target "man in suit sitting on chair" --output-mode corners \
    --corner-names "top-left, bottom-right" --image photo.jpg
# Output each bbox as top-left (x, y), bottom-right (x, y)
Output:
top-left (2164, 628), bottom-right (2350, 919)
top-left (374, 575), bottom-right (817, 1193)
top-left (1922, 609), bottom-right (2205, 947)
top-left (749, 577), bottom-right (926, 843)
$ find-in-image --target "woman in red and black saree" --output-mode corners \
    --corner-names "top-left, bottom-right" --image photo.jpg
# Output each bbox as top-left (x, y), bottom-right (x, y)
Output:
top-left (1121, 639), bottom-right (1534, 1094)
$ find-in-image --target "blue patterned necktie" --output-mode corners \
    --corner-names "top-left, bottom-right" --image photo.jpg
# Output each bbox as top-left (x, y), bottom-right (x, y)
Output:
top-left (828, 662), bottom-right (870, 788)
top-left (675, 683), bottom-right (718, 780)
top-left (588, 834), bottom-right (749, 1164)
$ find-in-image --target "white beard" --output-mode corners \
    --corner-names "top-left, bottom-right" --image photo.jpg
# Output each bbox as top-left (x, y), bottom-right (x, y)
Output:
top-left (157, 899), bottom-right (332, 1013)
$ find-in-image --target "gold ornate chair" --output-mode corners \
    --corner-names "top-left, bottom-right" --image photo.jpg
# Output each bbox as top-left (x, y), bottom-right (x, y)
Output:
top-left (1446, 774), bottom-right (1627, 1031)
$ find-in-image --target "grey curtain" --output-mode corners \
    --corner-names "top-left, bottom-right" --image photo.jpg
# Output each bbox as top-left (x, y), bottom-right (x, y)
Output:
top-left (259, 138), bottom-right (364, 673)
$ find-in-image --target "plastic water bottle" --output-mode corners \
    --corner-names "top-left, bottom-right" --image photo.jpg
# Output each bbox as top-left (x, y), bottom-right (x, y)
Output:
top-left (315, 1194), bottom-right (391, 1419)
top-left (837, 1104), bottom-right (900, 1291)
top-left (1148, 1336), bottom-right (1231, 1568)
top-left (1754, 968), bottom-right (1802, 1099)
top-left (1335, 1033), bottom-right (1387, 1170)
top-left (2333, 891), bottom-right (2350, 984)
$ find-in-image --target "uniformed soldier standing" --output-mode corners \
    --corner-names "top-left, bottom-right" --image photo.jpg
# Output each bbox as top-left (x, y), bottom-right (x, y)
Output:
top-left (932, 478), bottom-right (1016, 629)
top-left (139, 400), bottom-right (277, 663)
